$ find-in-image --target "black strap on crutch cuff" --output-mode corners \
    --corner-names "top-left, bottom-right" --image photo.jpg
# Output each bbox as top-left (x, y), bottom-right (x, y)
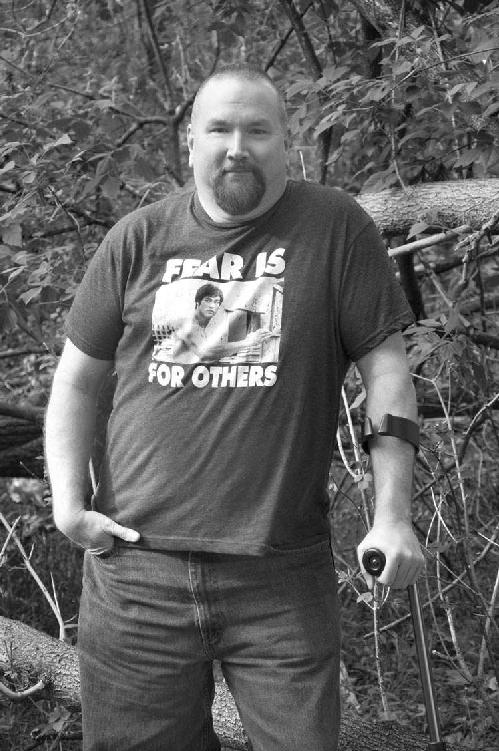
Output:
top-left (362, 413), bottom-right (420, 454)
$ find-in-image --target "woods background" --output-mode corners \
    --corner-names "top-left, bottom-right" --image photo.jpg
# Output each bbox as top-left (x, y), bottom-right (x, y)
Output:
top-left (0, 1), bottom-right (498, 749)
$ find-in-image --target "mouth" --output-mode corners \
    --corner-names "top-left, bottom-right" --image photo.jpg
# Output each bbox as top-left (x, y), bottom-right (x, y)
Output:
top-left (223, 166), bottom-right (253, 174)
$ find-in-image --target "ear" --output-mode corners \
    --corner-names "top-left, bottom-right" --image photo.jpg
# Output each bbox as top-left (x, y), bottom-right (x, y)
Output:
top-left (187, 124), bottom-right (194, 168)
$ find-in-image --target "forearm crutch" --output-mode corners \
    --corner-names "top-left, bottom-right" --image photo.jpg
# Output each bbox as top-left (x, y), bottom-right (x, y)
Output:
top-left (362, 548), bottom-right (447, 751)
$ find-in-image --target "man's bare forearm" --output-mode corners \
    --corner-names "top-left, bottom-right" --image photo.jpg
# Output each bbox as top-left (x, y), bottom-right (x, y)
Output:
top-left (45, 342), bottom-right (139, 553)
top-left (45, 375), bottom-right (98, 528)
top-left (365, 371), bottom-right (417, 525)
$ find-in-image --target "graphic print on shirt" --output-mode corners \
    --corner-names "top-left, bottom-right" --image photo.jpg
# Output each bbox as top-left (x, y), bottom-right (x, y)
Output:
top-left (148, 248), bottom-right (285, 389)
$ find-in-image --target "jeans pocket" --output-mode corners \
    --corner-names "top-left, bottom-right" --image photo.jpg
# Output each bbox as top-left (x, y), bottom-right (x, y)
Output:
top-left (268, 537), bottom-right (331, 557)
top-left (87, 545), bottom-right (120, 563)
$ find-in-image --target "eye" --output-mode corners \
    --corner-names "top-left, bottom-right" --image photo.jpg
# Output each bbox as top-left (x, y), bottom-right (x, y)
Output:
top-left (209, 125), bottom-right (229, 133)
top-left (249, 125), bottom-right (270, 135)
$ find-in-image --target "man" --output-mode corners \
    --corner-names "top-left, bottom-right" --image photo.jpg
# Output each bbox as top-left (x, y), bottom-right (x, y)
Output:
top-left (45, 65), bottom-right (424, 751)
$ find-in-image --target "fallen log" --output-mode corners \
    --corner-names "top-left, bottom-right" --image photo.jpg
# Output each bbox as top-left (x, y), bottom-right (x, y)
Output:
top-left (0, 416), bottom-right (44, 478)
top-left (0, 614), bottom-right (464, 751)
top-left (357, 178), bottom-right (499, 235)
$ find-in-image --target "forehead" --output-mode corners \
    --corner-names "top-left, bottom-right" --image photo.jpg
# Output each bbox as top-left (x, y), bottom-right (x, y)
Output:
top-left (193, 76), bottom-right (281, 125)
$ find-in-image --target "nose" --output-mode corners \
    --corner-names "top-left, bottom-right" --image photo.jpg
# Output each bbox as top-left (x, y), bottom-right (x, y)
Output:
top-left (226, 129), bottom-right (248, 160)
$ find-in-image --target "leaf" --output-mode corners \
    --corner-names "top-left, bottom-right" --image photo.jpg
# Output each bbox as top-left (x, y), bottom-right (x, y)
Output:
top-left (70, 118), bottom-right (92, 140)
top-left (23, 171), bottom-right (37, 185)
top-left (1, 224), bottom-right (22, 247)
top-left (95, 155), bottom-right (115, 180)
top-left (7, 267), bottom-right (25, 283)
top-left (393, 60), bottom-right (413, 76)
top-left (487, 675), bottom-right (497, 691)
top-left (18, 287), bottom-right (42, 305)
top-left (349, 388), bottom-right (366, 410)
top-left (418, 318), bottom-right (441, 328)
top-left (444, 309), bottom-right (465, 333)
top-left (447, 82), bottom-right (469, 99)
top-left (407, 221), bottom-right (431, 239)
top-left (380, 710), bottom-right (399, 723)
top-left (482, 101), bottom-right (499, 118)
top-left (0, 141), bottom-right (22, 159)
top-left (356, 474), bottom-right (372, 491)
top-left (0, 161), bottom-right (15, 176)
top-left (42, 133), bottom-right (72, 153)
top-left (287, 79), bottom-right (313, 98)
top-left (322, 65), bottom-right (349, 83)
top-left (469, 80), bottom-right (497, 98)
top-left (101, 175), bottom-right (121, 199)
top-left (453, 148), bottom-right (483, 167)
top-left (357, 591), bottom-right (373, 604)
top-left (46, 705), bottom-right (71, 734)
top-left (0, 303), bottom-right (17, 333)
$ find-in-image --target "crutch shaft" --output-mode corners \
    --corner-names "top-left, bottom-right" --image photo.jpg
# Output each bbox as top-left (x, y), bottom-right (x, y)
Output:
top-left (362, 548), bottom-right (447, 751)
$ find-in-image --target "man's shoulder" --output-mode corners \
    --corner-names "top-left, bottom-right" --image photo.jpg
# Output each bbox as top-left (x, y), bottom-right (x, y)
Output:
top-left (288, 180), bottom-right (370, 214)
top-left (112, 187), bottom-right (194, 232)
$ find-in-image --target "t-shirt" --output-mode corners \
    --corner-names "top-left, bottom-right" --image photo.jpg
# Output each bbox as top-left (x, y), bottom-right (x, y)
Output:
top-left (65, 179), bottom-right (414, 554)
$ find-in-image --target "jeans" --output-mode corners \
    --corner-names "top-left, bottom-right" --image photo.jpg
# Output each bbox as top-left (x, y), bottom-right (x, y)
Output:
top-left (78, 540), bottom-right (340, 751)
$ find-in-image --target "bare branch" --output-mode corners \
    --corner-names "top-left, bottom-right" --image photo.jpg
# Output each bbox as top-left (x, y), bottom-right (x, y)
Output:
top-left (137, 0), bottom-right (175, 109)
top-left (0, 513), bottom-right (67, 642)
top-left (278, 0), bottom-right (322, 78)
top-left (265, 1), bottom-right (314, 71)
top-left (0, 677), bottom-right (46, 701)
top-left (389, 225), bottom-right (471, 258)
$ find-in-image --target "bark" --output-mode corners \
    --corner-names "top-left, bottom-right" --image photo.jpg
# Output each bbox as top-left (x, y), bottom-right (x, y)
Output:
top-left (356, 179), bottom-right (499, 235)
top-left (0, 416), bottom-right (44, 478)
top-left (0, 614), bottom-right (465, 751)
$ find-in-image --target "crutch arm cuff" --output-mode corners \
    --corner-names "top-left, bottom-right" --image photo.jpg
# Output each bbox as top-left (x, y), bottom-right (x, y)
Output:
top-left (362, 413), bottom-right (420, 454)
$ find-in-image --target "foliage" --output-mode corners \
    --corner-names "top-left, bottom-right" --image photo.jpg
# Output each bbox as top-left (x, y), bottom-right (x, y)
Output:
top-left (289, 2), bottom-right (499, 190)
top-left (1, 1), bottom-right (499, 749)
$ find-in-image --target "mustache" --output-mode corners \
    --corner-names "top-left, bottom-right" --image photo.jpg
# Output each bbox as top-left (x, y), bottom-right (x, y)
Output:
top-left (219, 161), bottom-right (258, 174)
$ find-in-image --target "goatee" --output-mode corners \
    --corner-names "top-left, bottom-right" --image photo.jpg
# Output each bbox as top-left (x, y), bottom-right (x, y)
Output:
top-left (212, 165), bottom-right (266, 215)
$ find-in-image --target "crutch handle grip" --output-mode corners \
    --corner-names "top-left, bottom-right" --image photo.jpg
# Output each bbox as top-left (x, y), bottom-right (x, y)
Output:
top-left (362, 548), bottom-right (386, 577)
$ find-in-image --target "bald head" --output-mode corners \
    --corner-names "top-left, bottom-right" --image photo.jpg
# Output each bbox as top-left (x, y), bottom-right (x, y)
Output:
top-left (191, 66), bottom-right (287, 133)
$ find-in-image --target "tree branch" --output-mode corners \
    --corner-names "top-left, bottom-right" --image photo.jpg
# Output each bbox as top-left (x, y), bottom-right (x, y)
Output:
top-left (0, 678), bottom-right (46, 701)
top-left (389, 225), bottom-right (471, 257)
top-left (277, 0), bottom-right (332, 182)
top-left (137, 0), bottom-right (175, 109)
top-left (265, 1), bottom-right (314, 71)
top-left (278, 0), bottom-right (322, 78)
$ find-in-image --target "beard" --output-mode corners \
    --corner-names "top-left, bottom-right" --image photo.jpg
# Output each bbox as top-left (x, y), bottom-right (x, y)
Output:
top-left (212, 164), bottom-right (266, 215)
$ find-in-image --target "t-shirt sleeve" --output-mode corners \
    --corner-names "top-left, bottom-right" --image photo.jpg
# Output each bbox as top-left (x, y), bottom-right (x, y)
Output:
top-left (338, 218), bottom-right (414, 363)
top-left (64, 226), bottom-right (126, 360)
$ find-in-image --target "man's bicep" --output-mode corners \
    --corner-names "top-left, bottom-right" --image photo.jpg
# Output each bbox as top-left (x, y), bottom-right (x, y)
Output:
top-left (52, 338), bottom-right (114, 397)
top-left (355, 332), bottom-right (410, 386)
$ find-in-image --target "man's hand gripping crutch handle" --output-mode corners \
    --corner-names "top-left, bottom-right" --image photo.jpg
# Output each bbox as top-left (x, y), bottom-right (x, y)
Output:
top-left (362, 548), bottom-right (447, 751)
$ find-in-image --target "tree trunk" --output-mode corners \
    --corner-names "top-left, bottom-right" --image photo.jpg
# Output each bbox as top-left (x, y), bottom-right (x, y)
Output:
top-left (356, 178), bottom-right (499, 235)
top-left (0, 614), bottom-right (465, 751)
